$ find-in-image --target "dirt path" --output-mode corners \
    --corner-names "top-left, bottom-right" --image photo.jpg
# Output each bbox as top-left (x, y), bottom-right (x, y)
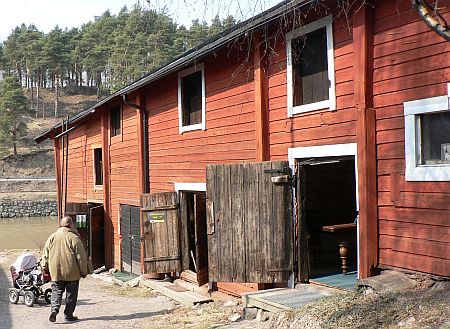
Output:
top-left (0, 251), bottom-right (172, 329)
top-left (0, 250), bottom-right (269, 329)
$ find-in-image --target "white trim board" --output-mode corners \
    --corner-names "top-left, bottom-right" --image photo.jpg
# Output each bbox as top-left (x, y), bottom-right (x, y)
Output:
top-left (174, 182), bottom-right (206, 192)
top-left (288, 143), bottom-right (359, 279)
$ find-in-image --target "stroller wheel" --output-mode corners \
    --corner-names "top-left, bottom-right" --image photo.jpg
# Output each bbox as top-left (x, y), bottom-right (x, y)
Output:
top-left (8, 289), bottom-right (19, 304)
top-left (24, 291), bottom-right (35, 307)
top-left (44, 288), bottom-right (52, 304)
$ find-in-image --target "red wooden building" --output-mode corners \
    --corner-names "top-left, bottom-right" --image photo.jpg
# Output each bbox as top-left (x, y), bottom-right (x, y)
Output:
top-left (36, 0), bottom-right (450, 293)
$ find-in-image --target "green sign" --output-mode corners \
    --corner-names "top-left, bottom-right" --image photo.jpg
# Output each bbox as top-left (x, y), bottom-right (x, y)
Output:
top-left (148, 211), bottom-right (166, 223)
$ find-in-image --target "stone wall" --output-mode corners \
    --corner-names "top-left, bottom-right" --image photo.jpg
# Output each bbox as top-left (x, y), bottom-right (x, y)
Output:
top-left (0, 200), bottom-right (57, 218)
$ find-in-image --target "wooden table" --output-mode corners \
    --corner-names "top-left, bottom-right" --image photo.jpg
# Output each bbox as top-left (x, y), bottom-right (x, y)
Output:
top-left (322, 223), bottom-right (357, 274)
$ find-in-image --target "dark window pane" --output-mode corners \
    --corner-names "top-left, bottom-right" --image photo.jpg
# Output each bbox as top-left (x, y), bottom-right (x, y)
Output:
top-left (292, 27), bottom-right (329, 106)
top-left (111, 106), bottom-right (121, 137)
top-left (182, 71), bottom-right (202, 126)
top-left (94, 148), bottom-right (103, 185)
top-left (420, 111), bottom-right (450, 165)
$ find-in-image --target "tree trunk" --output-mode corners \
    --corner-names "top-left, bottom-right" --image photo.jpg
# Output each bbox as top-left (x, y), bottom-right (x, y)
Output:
top-left (12, 115), bottom-right (17, 157)
top-left (30, 77), bottom-right (35, 115)
top-left (36, 81), bottom-right (40, 118)
top-left (54, 74), bottom-right (59, 118)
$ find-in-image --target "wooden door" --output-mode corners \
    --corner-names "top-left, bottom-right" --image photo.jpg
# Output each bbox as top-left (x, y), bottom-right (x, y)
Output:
top-left (141, 192), bottom-right (181, 273)
top-left (120, 205), bottom-right (141, 275)
top-left (89, 205), bottom-right (104, 270)
top-left (206, 161), bottom-right (293, 283)
top-left (194, 193), bottom-right (208, 286)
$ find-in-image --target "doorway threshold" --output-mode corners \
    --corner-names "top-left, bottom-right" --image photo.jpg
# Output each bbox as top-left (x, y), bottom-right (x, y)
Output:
top-left (310, 271), bottom-right (358, 291)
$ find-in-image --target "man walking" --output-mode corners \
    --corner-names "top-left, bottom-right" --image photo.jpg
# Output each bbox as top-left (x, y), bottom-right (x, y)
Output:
top-left (42, 216), bottom-right (90, 323)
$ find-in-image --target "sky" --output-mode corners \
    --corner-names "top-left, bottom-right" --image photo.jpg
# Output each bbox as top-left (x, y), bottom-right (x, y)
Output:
top-left (0, 0), bottom-right (280, 42)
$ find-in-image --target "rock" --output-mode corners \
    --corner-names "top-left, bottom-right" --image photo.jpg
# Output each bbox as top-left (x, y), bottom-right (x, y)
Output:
top-left (223, 300), bottom-right (236, 307)
top-left (431, 280), bottom-right (450, 291)
top-left (109, 268), bottom-right (118, 274)
top-left (256, 309), bottom-right (270, 322)
top-left (228, 313), bottom-right (241, 322)
top-left (125, 275), bottom-right (143, 287)
top-left (398, 316), bottom-right (415, 327)
top-left (242, 307), bottom-right (258, 320)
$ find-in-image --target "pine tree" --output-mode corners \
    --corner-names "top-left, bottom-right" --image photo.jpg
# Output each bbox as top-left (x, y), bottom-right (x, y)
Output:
top-left (0, 76), bottom-right (31, 156)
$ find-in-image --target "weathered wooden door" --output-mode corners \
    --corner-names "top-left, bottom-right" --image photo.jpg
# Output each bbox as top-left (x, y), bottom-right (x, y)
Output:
top-left (89, 205), bottom-right (104, 270)
top-left (194, 193), bottom-right (208, 285)
top-left (120, 205), bottom-right (141, 275)
top-left (206, 161), bottom-right (293, 283)
top-left (141, 192), bottom-right (181, 273)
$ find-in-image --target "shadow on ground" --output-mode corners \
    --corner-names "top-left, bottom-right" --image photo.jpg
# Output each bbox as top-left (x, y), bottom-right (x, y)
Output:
top-left (0, 265), bottom-right (13, 328)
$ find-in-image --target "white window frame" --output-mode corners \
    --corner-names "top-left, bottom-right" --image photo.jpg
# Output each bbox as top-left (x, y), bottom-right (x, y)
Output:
top-left (403, 84), bottom-right (450, 181)
top-left (286, 15), bottom-right (336, 117)
top-left (178, 63), bottom-right (206, 134)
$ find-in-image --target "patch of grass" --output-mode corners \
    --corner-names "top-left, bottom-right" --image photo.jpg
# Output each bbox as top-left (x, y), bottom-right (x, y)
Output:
top-left (103, 284), bottom-right (159, 298)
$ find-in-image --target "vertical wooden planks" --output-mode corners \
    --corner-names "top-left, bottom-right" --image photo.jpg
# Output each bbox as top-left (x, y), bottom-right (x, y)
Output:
top-left (206, 161), bottom-right (293, 283)
top-left (231, 163), bottom-right (246, 281)
top-left (141, 192), bottom-right (181, 273)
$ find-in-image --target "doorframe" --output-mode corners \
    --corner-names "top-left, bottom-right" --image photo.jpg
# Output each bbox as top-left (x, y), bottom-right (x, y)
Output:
top-left (174, 182), bottom-right (208, 283)
top-left (288, 143), bottom-right (360, 279)
top-left (174, 182), bottom-right (206, 193)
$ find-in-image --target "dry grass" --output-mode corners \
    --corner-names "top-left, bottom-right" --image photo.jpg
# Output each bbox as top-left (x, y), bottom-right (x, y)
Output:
top-left (271, 288), bottom-right (450, 329)
top-left (102, 283), bottom-right (160, 298)
top-left (142, 300), bottom-right (244, 329)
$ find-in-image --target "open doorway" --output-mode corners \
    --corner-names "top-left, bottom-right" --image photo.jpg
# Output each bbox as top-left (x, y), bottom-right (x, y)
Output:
top-left (297, 156), bottom-right (358, 289)
top-left (179, 191), bottom-right (208, 286)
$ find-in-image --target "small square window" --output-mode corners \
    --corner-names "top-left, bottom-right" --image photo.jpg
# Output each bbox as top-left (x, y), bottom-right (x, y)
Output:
top-left (403, 91), bottom-right (450, 181)
top-left (111, 105), bottom-right (121, 137)
top-left (94, 148), bottom-right (103, 186)
top-left (419, 112), bottom-right (450, 165)
top-left (178, 64), bottom-right (205, 133)
top-left (287, 15), bottom-right (335, 116)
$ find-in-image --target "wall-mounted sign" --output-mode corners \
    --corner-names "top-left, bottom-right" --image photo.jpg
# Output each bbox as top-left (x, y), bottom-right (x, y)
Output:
top-left (76, 214), bottom-right (87, 228)
top-left (148, 211), bottom-right (166, 223)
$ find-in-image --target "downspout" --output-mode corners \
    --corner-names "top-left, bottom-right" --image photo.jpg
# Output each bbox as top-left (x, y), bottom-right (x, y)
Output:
top-left (122, 94), bottom-right (150, 194)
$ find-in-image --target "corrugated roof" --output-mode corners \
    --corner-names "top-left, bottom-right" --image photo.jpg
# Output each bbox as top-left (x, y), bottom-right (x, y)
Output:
top-left (35, 0), bottom-right (314, 143)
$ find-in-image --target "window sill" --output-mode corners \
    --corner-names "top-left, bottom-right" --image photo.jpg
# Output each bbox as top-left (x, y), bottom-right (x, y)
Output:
top-left (179, 123), bottom-right (204, 134)
top-left (94, 185), bottom-right (103, 191)
top-left (289, 99), bottom-right (334, 117)
top-left (111, 134), bottom-right (122, 143)
top-left (405, 165), bottom-right (450, 181)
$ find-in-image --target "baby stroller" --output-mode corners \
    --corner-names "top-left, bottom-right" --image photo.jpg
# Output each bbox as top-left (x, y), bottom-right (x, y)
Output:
top-left (8, 253), bottom-right (52, 307)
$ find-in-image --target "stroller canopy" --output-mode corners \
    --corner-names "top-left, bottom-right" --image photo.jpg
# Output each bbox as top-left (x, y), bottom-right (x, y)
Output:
top-left (12, 253), bottom-right (37, 272)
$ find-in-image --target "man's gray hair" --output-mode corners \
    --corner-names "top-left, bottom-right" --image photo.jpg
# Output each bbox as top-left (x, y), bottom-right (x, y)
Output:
top-left (60, 216), bottom-right (74, 228)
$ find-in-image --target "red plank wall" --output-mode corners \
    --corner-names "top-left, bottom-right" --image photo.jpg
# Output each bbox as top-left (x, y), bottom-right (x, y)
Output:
top-left (64, 111), bottom-right (104, 205)
top-left (267, 16), bottom-right (357, 160)
top-left (109, 102), bottom-right (142, 265)
top-left (147, 48), bottom-right (257, 193)
top-left (374, 0), bottom-right (450, 276)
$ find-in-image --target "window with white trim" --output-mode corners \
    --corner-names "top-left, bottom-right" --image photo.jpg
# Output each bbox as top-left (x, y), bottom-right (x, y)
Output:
top-left (178, 64), bottom-right (206, 133)
top-left (403, 85), bottom-right (450, 181)
top-left (286, 15), bottom-right (336, 116)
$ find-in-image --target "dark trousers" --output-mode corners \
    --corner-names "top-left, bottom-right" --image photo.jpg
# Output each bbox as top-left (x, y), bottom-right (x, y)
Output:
top-left (51, 280), bottom-right (79, 317)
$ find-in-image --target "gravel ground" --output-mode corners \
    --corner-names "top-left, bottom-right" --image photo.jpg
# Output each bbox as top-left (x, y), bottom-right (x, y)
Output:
top-left (0, 250), bottom-right (269, 329)
top-left (0, 250), bottom-right (173, 329)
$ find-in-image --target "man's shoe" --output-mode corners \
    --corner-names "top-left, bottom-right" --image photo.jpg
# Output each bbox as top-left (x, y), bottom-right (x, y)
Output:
top-left (49, 311), bottom-right (57, 323)
top-left (65, 315), bottom-right (78, 322)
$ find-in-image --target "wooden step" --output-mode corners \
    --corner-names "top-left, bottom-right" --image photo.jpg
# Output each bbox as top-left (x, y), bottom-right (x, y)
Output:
top-left (141, 278), bottom-right (213, 306)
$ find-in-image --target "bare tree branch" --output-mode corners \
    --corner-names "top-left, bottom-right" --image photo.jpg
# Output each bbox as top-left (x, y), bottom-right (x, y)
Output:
top-left (413, 0), bottom-right (450, 41)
